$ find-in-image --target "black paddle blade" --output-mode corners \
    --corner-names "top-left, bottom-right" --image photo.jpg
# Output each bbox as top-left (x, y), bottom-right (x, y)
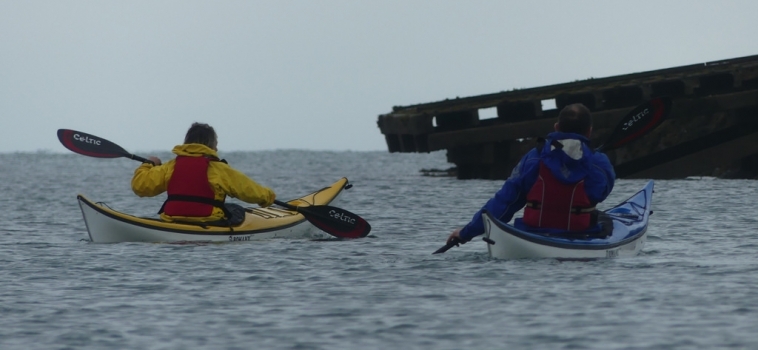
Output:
top-left (57, 129), bottom-right (152, 164)
top-left (274, 200), bottom-right (371, 239)
top-left (57, 129), bottom-right (130, 159)
top-left (597, 97), bottom-right (673, 152)
top-left (305, 207), bottom-right (371, 239)
top-left (432, 237), bottom-right (461, 254)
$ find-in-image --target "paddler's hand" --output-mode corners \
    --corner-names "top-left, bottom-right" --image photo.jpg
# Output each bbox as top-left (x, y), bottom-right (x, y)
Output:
top-left (147, 156), bottom-right (162, 166)
top-left (447, 228), bottom-right (464, 245)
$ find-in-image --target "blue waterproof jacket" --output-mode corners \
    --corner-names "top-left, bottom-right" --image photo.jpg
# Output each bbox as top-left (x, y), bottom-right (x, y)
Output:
top-left (458, 132), bottom-right (616, 241)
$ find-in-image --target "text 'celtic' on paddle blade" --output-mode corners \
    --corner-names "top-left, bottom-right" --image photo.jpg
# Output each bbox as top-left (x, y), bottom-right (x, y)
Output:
top-left (597, 97), bottom-right (673, 152)
top-left (300, 205), bottom-right (371, 239)
top-left (274, 200), bottom-right (371, 239)
top-left (57, 129), bottom-right (130, 159)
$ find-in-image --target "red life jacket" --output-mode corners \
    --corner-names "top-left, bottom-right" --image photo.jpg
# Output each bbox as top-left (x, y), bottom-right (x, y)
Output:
top-left (159, 156), bottom-right (225, 217)
top-left (522, 162), bottom-right (594, 231)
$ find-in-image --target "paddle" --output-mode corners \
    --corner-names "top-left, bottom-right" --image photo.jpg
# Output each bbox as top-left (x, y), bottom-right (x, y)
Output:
top-left (273, 200), bottom-right (371, 239)
top-left (595, 97), bottom-right (672, 152)
top-left (57, 129), bottom-right (155, 164)
top-left (433, 237), bottom-right (461, 254)
top-left (57, 128), bottom-right (371, 239)
top-left (433, 97), bottom-right (673, 254)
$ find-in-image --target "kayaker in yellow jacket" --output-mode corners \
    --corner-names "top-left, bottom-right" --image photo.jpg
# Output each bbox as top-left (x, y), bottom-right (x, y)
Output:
top-left (131, 122), bottom-right (276, 225)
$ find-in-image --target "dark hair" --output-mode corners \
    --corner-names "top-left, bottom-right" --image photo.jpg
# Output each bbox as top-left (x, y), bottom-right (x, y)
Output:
top-left (184, 123), bottom-right (217, 148)
top-left (557, 103), bottom-right (592, 135)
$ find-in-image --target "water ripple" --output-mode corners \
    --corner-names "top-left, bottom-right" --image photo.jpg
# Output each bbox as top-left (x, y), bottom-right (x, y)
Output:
top-left (0, 152), bottom-right (757, 349)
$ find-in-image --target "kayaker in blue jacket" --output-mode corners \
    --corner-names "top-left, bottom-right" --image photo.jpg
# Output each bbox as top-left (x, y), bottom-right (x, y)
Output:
top-left (447, 103), bottom-right (615, 244)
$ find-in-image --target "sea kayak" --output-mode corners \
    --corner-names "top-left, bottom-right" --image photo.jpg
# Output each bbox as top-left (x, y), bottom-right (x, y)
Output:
top-left (78, 178), bottom-right (351, 243)
top-left (483, 180), bottom-right (654, 259)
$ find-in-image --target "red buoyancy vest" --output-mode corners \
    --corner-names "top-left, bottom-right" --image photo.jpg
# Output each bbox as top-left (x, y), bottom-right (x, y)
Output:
top-left (161, 156), bottom-right (223, 217)
top-left (522, 162), bottom-right (594, 231)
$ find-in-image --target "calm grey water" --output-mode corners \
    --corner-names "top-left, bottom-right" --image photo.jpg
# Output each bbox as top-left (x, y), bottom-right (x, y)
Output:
top-left (1, 150), bottom-right (757, 350)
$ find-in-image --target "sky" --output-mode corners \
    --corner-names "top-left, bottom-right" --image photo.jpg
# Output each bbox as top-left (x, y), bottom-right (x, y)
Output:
top-left (2, 1), bottom-right (758, 154)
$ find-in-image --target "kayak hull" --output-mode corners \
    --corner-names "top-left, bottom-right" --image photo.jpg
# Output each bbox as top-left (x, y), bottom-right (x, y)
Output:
top-left (78, 178), bottom-right (350, 243)
top-left (484, 181), bottom-right (653, 260)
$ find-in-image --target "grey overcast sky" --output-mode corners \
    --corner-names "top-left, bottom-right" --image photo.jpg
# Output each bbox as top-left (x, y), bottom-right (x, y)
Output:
top-left (2, 1), bottom-right (757, 153)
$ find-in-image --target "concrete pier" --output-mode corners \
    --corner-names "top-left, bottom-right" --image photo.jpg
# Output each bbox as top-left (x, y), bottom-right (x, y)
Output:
top-left (377, 55), bottom-right (758, 179)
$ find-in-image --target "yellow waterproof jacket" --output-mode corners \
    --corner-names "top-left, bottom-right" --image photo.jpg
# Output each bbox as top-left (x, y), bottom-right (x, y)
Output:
top-left (131, 144), bottom-right (276, 222)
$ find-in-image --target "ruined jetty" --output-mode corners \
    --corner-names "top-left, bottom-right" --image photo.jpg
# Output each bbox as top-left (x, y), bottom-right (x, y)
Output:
top-left (377, 55), bottom-right (758, 179)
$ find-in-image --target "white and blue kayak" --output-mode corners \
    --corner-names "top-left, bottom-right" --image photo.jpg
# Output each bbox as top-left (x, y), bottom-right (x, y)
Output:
top-left (483, 180), bottom-right (654, 260)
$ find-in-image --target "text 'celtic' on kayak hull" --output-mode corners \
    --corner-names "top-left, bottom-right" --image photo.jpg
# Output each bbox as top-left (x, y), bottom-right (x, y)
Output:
top-left (483, 180), bottom-right (653, 260)
top-left (78, 178), bottom-right (350, 243)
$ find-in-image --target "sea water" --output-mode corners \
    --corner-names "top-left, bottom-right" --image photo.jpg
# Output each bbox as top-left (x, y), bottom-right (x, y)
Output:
top-left (1, 151), bottom-right (757, 350)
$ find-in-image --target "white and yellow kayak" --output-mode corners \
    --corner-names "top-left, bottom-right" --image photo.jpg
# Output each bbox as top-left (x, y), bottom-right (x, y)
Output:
top-left (78, 178), bottom-right (351, 243)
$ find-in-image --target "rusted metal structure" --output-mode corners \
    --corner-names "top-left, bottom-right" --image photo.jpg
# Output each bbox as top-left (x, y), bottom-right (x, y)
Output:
top-left (377, 54), bottom-right (758, 179)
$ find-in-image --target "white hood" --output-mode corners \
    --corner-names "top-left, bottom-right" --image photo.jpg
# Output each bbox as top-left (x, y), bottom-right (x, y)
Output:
top-left (551, 139), bottom-right (584, 160)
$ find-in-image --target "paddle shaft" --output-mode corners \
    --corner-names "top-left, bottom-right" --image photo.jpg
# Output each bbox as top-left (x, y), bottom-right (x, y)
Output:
top-left (128, 154), bottom-right (153, 164)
